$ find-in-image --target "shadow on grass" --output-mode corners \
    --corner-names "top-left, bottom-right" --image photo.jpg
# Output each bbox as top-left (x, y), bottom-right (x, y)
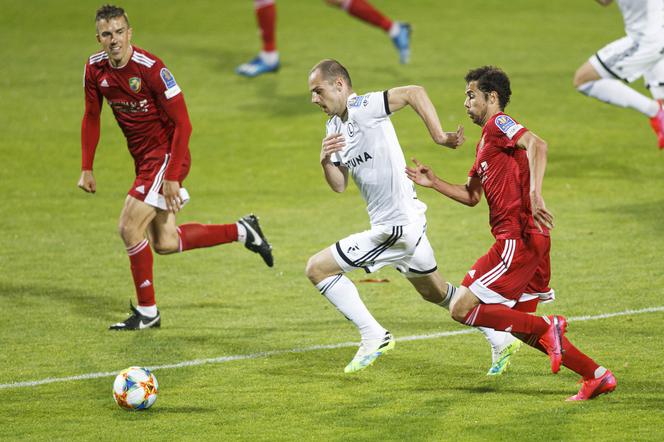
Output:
top-left (596, 199), bottom-right (664, 233)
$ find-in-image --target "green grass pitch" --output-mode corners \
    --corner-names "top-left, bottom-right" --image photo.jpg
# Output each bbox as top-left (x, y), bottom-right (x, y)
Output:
top-left (1, 0), bottom-right (664, 440)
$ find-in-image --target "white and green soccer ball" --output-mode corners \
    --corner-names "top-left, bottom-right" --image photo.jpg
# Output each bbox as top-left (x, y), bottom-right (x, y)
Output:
top-left (112, 367), bottom-right (159, 410)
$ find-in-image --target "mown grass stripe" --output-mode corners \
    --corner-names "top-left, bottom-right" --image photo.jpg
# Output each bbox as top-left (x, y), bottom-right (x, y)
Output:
top-left (1, 305), bottom-right (662, 390)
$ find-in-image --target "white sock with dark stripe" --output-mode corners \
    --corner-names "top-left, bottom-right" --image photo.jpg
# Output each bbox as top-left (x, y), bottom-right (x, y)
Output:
top-left (440, 282), bottom-right (514, 359)
top-left (316, 274), bottom-right (386, 340)
top-left (578, 79), bottom-right (659, 117)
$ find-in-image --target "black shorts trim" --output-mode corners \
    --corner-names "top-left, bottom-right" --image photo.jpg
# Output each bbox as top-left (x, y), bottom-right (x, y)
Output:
top-left (407, 265), bottom-right (438, 275)
top-left (594, 52), bottom-right (627, 82)
top-left (383, 90), bottom-right (391, 115)
top-left (335, 242), bottom-right (360, 268)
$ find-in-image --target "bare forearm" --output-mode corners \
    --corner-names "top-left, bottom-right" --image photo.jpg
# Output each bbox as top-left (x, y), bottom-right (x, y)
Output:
top-left (431, 177), bottom-right (480, 206)
top-left (408, 87), bottom-right (446, 144)
top-left (527, 140), bottom-right (548, 196)
top-left (322, 162), bottom-right (347, 192)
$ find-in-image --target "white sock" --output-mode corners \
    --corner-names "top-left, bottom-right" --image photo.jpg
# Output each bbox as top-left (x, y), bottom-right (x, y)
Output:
top-left (479, 327), bottom-right (516, 361)
top-left (578, 79), bottom-right (659, 117)
top-left (136, 304), bottom-right (158, 318)
top-left (388, 22), bottom-right (401, 38)
top-left (259, 50), bottom-right (279, 65)
top-left (594, 366), bottom-right (607, 379)
top-left (316, 274), bottom-right (385, 340)
top-left (236, 222), bottom-right (246, 244)
top-left (649, 86), bottom-right (664, 103)
top-left (438, 283), bottom-right (514, 360)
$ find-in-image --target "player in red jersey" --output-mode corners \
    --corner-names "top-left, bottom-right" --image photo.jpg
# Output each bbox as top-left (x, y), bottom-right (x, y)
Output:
top-left (406, 66), bottom-right (616, 401)
top-left (78, 5), bottom-right (273, 331)
top-left (236, 0), bottom-right (411, 77)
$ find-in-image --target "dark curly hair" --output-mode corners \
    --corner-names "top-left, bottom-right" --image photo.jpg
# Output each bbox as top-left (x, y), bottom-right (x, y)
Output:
top-left (465, 66), bottom-right (511, 110)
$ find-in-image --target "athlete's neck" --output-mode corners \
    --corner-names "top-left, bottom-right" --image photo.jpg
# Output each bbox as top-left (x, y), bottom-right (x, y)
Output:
top-left (481, 109), bottom-right (502, 127)
top-left (110, 45), bottom-right (134, 69)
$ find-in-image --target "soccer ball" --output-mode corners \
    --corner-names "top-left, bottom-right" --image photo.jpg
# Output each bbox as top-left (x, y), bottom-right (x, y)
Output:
top-left (112, 367), bottom-right (159, 410)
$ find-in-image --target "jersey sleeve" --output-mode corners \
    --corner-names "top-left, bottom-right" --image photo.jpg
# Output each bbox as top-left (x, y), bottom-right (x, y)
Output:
top-left (493, 114), bottom-right (528, 149)
top-left (81, 62), bottom-right (103, 170)
top-left (349, 91), bottom-right (389, 126)
top-left (145, 57), bottom-right (182, 101)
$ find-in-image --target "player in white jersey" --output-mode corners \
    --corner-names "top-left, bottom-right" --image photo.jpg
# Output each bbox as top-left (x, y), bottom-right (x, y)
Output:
top-left (305, 59), bottom-right (522, 375)
top-left (574, 0), bottom-right (664, 149)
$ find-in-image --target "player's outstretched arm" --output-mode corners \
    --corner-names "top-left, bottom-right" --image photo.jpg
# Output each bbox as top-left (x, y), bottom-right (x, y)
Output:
top-left (77, 170), bottom-right (96, 193)
top-left (320, 133), bottom-right (348, 192)
top-left (386, 86), bottom-right (465, 148)
top-left (406, 158), bottom-right (482, 206)
top-left (516, 131), bottom-right (554, 231)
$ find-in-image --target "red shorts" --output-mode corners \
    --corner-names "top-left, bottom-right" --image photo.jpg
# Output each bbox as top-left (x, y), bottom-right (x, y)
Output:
top-left (461, 234), bottom-right (554, 307)
top-left (128, 154), bottom-right (191, 210)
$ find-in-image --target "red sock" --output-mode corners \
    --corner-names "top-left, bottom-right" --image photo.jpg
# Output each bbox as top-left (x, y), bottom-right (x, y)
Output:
top-left (515, 333), bottom-right (600, 379)
top-left (344, 0), bottom-right (392, 32)
top-left (126, 239), bottom-right (155, 306)
top-left (177, 223), bottom-right (238, 252)
top-left (464, 304), bottom-right (549, 335)
top-left (255, 0), bottom-right (276, 52)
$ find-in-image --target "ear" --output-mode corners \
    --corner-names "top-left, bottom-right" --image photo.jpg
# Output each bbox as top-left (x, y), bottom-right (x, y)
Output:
top-left (127, 27), bottom-right (133, 41)
top-left (96, 34), bottom-right (101, 43)
top-left (335, 77), bottom-right (344, 91)
top-left (490, 91), bottom-right (500, 105)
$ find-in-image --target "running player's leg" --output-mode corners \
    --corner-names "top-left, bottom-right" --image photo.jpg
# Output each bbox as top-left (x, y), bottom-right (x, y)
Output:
top-left (306, 235), bottom-right (394, 372)
top-left (325, 0), bottom-right (411, 64)
top-left (403, 233), bottom-right (517, 374)
top-left (110, 195), bottom-right (159, 330)
top-left (645, 58), bottom-right (664, 148)
top-left (237, 0), bottom-right (280, 77)
top-left (149, 211), bottom-right (273, 267)
top-left (450, 238), bottom-right (563, 372)
top-left (574, 36), bottom-right (663, 146)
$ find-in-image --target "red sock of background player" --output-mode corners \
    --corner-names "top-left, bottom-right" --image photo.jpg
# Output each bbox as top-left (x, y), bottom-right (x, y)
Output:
top-left (177, 223), bottom-right (238, 251)
top-left (515, 332), bottom-right (601, 379)
top-left (342, 0), bottom-right (392, 31)
top-left (126, 239), bottom-right (156, 316)
top-left (255, 0), bottom-right (277, 52)
top-left (463, 304), bottom-right (549, 335)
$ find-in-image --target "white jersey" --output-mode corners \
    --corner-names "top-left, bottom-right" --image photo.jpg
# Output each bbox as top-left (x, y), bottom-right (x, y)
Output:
top-left (325, 91), bottom-right (426, 227)
top-left (616, 0), bottom-right (664, 41)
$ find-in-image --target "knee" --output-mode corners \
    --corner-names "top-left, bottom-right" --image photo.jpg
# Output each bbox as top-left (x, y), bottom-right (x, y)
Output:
top-left (118, 220), bottom-right (141, 245)
top-left (573, 64), bottom-right (597, 90)
top-left (305, 255), bottom-right (321, 285)
top-left (152, 235), bottom-right (179, 255)
top-left (449, 298), bottom-right (470, 323)
top-left (572, 68), bottom-right (586, 89)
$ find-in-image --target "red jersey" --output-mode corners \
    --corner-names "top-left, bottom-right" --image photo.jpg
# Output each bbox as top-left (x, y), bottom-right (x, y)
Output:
top-left (469, 112), bottom-right (548, 239)
top-left (82, 46), bottom-right (190, 180)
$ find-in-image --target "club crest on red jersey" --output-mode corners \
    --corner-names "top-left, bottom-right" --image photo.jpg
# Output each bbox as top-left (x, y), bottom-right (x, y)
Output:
top-left (129, 77), bottom-right (141, 93)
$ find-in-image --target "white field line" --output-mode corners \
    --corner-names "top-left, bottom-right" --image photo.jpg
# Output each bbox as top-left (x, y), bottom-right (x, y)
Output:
top-left (1, 306), bottom-right (663, 391)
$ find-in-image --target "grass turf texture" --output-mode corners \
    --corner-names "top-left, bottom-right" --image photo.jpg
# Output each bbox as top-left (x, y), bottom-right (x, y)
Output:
top-left (1, 0), bottom-right (664, 439)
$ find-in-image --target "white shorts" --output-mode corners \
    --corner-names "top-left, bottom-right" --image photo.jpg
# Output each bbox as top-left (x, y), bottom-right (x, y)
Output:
top-left (591, 35), bottom-right (664, 84)
top-left (330, 218), bottom-right (437, 278)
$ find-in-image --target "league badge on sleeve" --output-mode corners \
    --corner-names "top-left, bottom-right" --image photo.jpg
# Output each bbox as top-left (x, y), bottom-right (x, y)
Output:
top-left (128, 77), bottom-right (141, 93)
top-left (160, 68), bottom-right (181, 99)
top-left (349, 95), bottom-right (363, 108)
top-left (495, 114), bottom-right (524, 139)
